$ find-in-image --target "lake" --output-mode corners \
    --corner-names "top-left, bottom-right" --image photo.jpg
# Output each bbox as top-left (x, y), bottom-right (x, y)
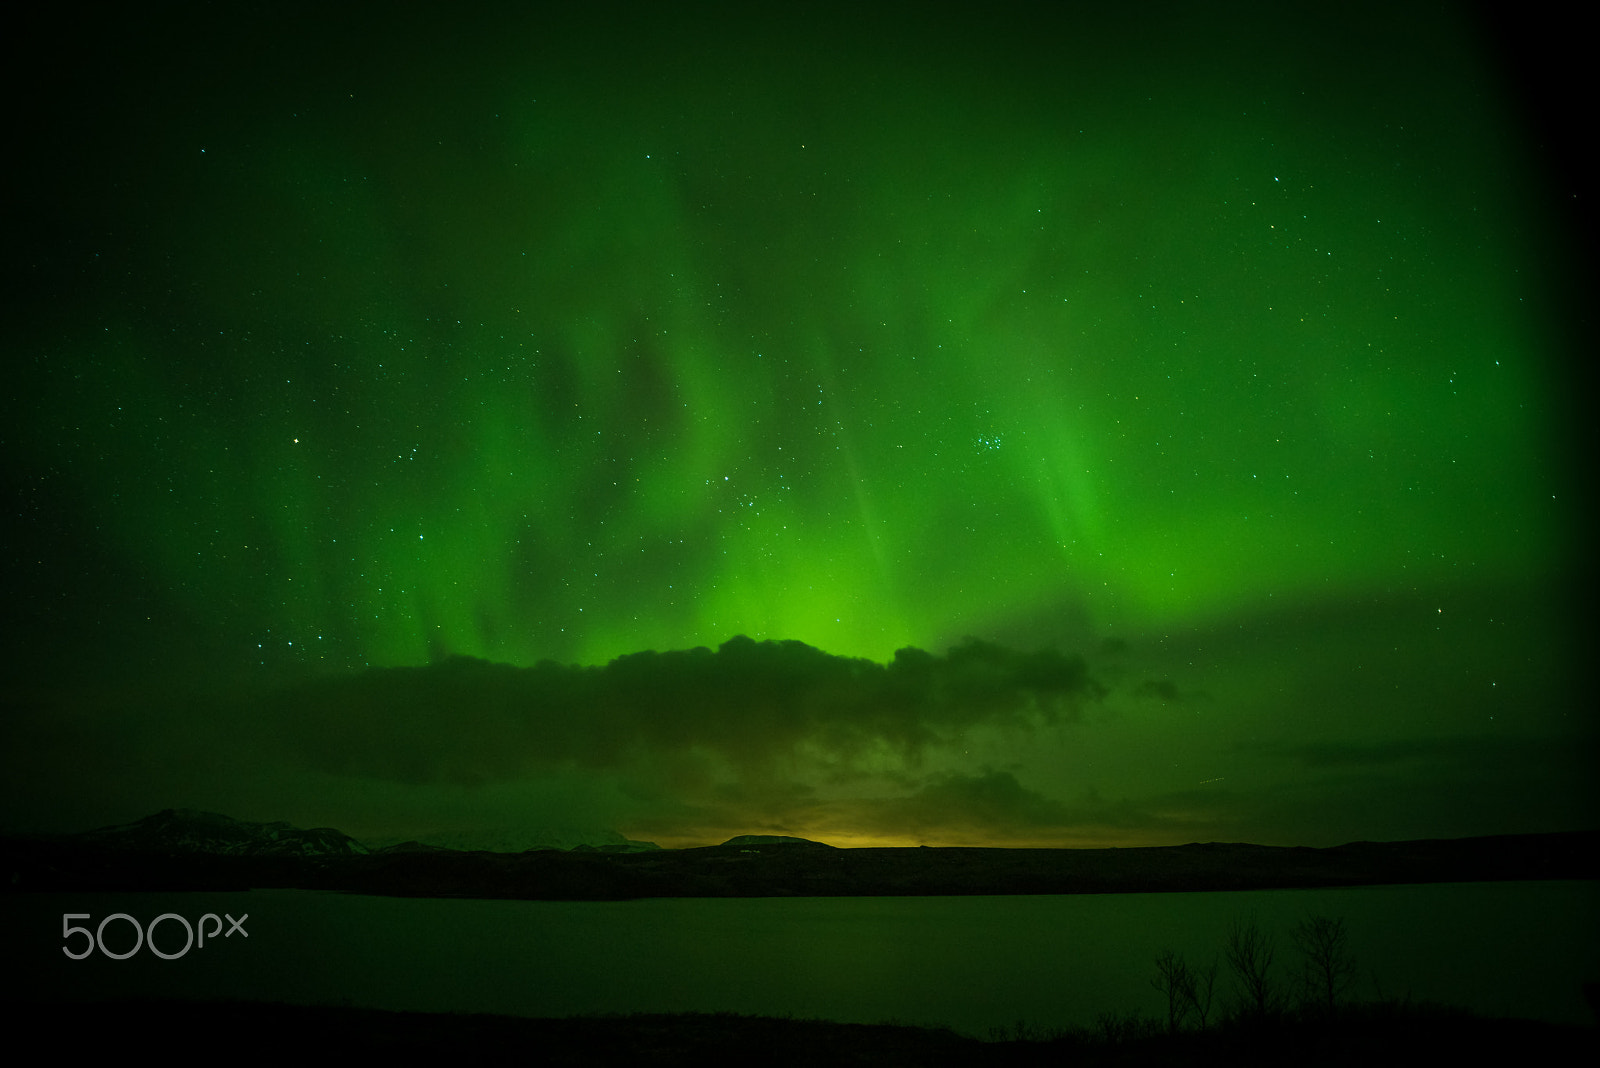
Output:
top-left (3, 881), bottom-right (1595, 1036)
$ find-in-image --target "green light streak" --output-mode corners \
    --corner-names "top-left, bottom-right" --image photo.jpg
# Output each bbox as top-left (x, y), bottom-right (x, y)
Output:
top-left (14, 4), bottom-right (1566, 679)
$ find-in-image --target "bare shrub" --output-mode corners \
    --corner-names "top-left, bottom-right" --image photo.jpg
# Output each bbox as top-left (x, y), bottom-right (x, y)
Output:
top-left (1150, 948), bottom-right (1194, 1033)
top-left (1189, 956), bottom-right (1220, 1029)
top-left (1224, 914), bottom-right (1277, 1020)
top-left (1094, 1007), bottom-right (1155, 1045)
top-left (1292, 914), bottom-right (1357, 1013)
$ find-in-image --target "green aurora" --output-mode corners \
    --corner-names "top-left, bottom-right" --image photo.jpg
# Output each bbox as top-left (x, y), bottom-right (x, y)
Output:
top-left (2, 2), bottom-right (1591, 848)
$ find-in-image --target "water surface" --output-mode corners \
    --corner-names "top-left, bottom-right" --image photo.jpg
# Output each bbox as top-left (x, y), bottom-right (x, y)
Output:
top-left (5, 881), bottom-right (1594, 1036)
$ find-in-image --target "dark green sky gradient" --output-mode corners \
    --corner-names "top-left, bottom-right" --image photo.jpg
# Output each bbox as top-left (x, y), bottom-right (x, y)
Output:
top-left (2, 2), bottom-right (1591, 846)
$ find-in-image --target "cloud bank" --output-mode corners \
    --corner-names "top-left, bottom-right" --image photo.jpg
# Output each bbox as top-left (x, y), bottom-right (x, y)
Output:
top-left (260, 636), bottom-right (1103, 790)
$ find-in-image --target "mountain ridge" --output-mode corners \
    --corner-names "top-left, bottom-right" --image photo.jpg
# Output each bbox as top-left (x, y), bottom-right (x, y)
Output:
top-left (3, 811), bottom-right (1594, 899)
top-left (20, 808), bottom-right (660, 856)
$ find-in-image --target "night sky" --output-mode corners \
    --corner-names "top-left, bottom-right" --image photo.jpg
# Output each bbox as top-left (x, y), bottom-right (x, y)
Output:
top-left (3, 1), bottom-right (1592, 850)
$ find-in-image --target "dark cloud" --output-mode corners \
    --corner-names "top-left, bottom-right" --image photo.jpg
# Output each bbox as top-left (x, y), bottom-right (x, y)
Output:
top-left (1131, 679), bottom-right (1212, 704)
top-left (1289, 738), bottom-right (1468, 769)
top-left (1194, 733), bottom-right (1600, 845)
top-left (6, 591), bottom-right (1590, 848)
top-left (691, 772), bottom-right (1193, 848)
top-left (786, 771), bottom-right (1219, 848)
top-left (619, 768), bottom-right (1085, 847)
top-left (889, 769), bottom-right (1070, 832)
top-left (1278, 735), bottom-right (1582, 772)
top-left (258, 636), bottom-right (1103, 788)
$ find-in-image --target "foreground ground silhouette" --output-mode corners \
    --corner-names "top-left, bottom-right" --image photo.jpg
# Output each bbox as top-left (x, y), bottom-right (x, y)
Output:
top-left (9, 997), bottom-right (1593, 1065)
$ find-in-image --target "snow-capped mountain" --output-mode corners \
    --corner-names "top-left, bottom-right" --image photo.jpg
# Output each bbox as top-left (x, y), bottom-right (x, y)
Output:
top-left (64, 809), bottom-right (658, 857)
top-left (76, 808), bottom-right (371, 857)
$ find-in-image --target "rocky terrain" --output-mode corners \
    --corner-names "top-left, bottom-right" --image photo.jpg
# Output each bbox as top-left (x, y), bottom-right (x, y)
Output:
top-left (3, 810), bottom-right (1595, 899)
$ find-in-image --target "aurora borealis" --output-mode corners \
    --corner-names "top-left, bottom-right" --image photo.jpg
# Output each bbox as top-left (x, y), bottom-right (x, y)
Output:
top-left (2, 2), bottom-right (1591, 849)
